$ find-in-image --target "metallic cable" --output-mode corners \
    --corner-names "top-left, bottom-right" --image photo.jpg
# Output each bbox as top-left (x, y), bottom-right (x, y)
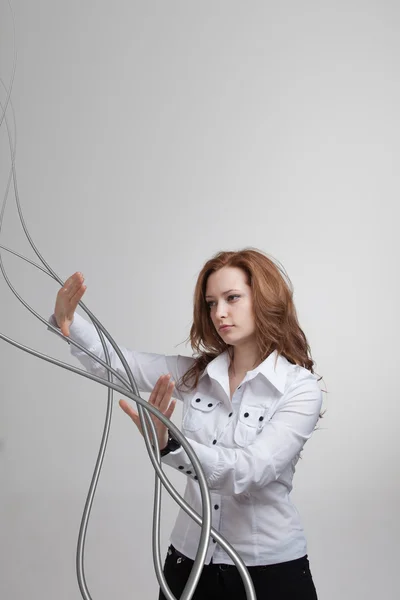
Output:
top-left (0, 1), bottom-right (17, 129)
top-left (0, 6), bottom-right (256, 599)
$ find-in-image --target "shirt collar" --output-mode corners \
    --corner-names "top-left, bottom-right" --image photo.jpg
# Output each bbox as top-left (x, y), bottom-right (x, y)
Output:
top-left (199, 349), bottom-right (289, 395)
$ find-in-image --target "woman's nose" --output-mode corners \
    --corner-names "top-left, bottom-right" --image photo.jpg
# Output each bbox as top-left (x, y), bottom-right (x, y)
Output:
top-left (215, 301), bottom-right (228, 319)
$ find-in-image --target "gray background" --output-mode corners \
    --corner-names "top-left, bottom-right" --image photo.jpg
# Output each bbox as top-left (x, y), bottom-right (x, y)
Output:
top-left (0, 1), bottom-right (399, 598)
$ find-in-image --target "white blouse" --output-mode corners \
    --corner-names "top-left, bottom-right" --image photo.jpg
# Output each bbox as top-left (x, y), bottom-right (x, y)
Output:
top-left (51, 313), bottom-right (323, 566)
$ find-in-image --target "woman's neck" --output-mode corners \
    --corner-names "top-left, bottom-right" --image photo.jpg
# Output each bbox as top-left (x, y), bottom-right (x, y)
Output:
top-left (229, 344), bottom-right (261, 377)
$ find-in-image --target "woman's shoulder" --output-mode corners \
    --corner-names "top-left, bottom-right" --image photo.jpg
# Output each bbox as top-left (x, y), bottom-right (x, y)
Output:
top-left (278, 354), bottom-right (321, 394)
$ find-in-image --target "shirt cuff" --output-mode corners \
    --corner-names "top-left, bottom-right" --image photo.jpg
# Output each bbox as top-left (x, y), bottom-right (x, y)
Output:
top-left (161, 440), bottom-right (220, 484)
top-left (48, 312), bottom-right (101, 350)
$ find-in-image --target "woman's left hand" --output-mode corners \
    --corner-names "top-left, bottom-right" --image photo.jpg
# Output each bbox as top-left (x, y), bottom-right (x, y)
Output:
top-left (119, 374), bottom-right (176, 451)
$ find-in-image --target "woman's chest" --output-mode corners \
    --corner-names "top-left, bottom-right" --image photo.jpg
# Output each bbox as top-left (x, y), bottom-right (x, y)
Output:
top-left (181, 378), bottom-right (282, 448)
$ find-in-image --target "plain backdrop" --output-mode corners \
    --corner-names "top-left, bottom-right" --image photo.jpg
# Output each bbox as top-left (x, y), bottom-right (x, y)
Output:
top-left (0, 1), bottom-right (399, 598)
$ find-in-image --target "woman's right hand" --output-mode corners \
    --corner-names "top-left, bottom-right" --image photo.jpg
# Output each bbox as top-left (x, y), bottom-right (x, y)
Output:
top-left (54, 272), bottom-right (87, 336)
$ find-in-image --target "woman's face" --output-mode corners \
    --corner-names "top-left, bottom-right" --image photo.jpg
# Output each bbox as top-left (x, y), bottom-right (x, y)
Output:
top-left (205, 266), bottom-right (256, 348)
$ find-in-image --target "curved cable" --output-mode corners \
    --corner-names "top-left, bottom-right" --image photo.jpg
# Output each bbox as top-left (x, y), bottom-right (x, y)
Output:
top-left (0, 74), bottom-right (216, 600)
top-left (0, 7), bottom-right (256, 600)
top-left (0, 1), bottom-right (17, 129)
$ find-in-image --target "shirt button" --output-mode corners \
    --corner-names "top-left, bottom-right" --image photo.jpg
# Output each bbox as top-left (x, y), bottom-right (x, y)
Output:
top-left (186, 470), bottom-right (192, 475)
top-left (178, 466), bottom-right (184, 470)
top-left (229, 412), bottom-right (233, 417)
top-left (212, 439), bottom-right (217, 445)
top-left (195, 398), bottom-right (201, 403)
top-left (244, 412), bottom-right (249, 418)
top-left (259, 416), bottom-right (264, 422)
top-left (212, 539), bottom-right (217, 544)
top-left (214, 504), bottom-right (219, 510)
top-left (208, 403), bottom-right (213, 408)
top-left (194, 476), bottom-right (198, 480)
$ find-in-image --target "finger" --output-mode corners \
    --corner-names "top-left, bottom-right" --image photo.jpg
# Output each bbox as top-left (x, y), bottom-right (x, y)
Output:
top-left (159, 380), bottom-right (175, 413)
top-left (60, 322), bottom-right (70, 337)
top-left (119, 400), bottom-right (141, 428)
top-left (70, 284), bottom-right (86, 308)
top-left (153, 375), bottom-right (173, 410)
top-left (64, 272), bottom-right (84, 299)
top-left (164, 398), bottom-right (177, 421)
top-left (148, 374), bottom-right (169, 407)
top-left (61, 273), bottom-right (78, 289)
top-left (119, 399), bottom-right (137, 420)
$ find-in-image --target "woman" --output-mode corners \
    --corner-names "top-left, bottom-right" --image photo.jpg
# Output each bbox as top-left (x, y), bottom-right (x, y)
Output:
top-left (51, 248), bottom-right (322, 599)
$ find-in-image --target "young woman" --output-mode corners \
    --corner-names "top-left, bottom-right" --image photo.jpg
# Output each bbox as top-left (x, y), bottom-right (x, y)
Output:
top-left (52, 249), bottom-right (322, 599)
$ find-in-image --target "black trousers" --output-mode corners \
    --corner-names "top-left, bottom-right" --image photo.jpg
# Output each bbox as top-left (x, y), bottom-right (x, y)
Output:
top-left (158, 545), bottom-right (318, 600)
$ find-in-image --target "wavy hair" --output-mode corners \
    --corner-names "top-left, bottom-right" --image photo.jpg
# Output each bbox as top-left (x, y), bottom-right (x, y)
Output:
top-left (178, 248), bottom-right (320, 392)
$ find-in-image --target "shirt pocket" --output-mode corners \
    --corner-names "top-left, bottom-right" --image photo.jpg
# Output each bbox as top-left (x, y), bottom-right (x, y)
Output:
top-left (182, 395), bottom-right (221, 432)
top-left (234, 404), bottom-right (268, 448)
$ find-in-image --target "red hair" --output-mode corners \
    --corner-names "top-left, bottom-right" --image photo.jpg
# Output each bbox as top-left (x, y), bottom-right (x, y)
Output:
top-left (179, 248), bottom-right (319, 391)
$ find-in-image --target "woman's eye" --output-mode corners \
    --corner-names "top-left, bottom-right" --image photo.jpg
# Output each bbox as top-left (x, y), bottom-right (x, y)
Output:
top-left (206, 295), bottom-right (240, 308)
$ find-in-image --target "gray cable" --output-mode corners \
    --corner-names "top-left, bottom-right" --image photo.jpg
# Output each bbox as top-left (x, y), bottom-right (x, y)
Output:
top-left (0, 45), bottom-right (215, 600)
top-left (0, 94), bottom-right (211, 600)
top-left (0, 6), bottom-right (257, 599)
top-left (0, 1), bottom-right (16, 129)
